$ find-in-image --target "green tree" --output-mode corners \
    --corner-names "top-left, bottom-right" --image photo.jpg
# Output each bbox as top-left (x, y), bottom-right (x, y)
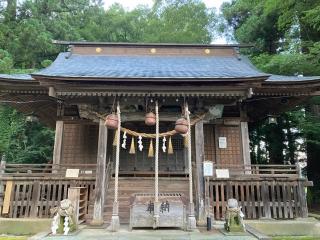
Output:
top-left (0, 106), bottom-right (54, 163)
top-left (0, 49), bottom-right (13, 73)
top-left (144, 0), bottom-right (216, 43)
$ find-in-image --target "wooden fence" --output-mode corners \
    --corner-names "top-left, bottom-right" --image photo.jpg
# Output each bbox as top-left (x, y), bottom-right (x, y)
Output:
top-left (207, 178), bottom-right (310, 220)
top-left (213, 164), bottom-right (300, 178)
top-left (0, 178), bottom-right (95, 218)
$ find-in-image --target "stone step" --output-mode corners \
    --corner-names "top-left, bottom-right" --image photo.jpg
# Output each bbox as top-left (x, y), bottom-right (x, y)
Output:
top-left (87, 177), bottom-right (189, 222)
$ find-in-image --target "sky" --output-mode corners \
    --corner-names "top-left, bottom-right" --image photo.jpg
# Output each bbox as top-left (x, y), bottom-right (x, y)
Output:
top-left (104, 0), bottom-right (230, 43)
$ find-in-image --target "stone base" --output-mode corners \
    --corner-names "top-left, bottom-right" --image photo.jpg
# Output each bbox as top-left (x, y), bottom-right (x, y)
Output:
top-left (110, 215), bottom-right (120, 232)
top-left (153, 215), bottom-right (160, 229)
top-left (187, 215), bottom-right (197, 231)
top-left (89, 219), bottom-right (104, 226)
top-left (196, 206), bottom-right (208, 226)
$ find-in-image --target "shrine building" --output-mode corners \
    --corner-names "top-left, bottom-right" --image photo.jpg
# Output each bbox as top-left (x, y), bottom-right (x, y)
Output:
top-left (0, 42), bottom-right (319, 230)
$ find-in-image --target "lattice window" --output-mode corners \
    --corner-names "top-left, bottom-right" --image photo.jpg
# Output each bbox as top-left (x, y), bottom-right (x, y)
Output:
top-left (204, 124), bottom-right (216, 163)
top-left (215, 125), bottom-right (242, 166)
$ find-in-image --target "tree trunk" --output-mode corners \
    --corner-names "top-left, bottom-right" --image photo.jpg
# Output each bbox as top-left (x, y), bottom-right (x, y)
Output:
top-left (284, 114), bottom-right (296, 164)
top-left (265, 118), bottom-right (286, 164)
top-left (5, 0), bottom-right (17, 23)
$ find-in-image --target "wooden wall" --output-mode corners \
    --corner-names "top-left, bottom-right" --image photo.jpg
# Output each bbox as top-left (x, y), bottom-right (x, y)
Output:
top-left (58, 121), bottom-right (244, 166)
top-left (204, 123), bottom-right (243, 166)
top-left (61, 123), bottom-right (99, 164)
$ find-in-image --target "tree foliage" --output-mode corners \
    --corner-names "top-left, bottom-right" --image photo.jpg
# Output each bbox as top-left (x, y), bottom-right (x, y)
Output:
top-left (0, 106), bottom-right (54, 163)
top-left (221, 0), bottom-right (320, 206)
top-left (0, 0), bottom-right (217, 68)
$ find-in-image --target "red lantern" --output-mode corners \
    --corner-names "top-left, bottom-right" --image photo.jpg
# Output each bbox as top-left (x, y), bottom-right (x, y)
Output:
top-left (145, 112), bottom-right (156, 126)
top-left (175, 118), bottom-right (188, 134)
top-left (105, 114), bottom-right (118, 129)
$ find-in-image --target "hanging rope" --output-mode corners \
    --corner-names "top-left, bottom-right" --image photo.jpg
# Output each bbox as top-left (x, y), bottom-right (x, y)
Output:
top-left (186, 103), bottom-right (194, 206)
top-left (155, 101), bottom-right (159, 202)
top-left (154, 100), bottom-right (160, 227)
top-left (114, 102), bottom-right (121, 206)
top-left (88, 108), bottom-right (206, 138)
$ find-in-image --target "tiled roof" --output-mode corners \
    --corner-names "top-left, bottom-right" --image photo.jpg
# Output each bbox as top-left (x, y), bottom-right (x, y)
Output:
top-left (0, 74), bottom-right (34, 81)
top-left (33, 53), bottom-right (269, 79)
top-left (266, 75), bottom-right (320, 82)
top-left (0, 53), bottom-right (319, 82)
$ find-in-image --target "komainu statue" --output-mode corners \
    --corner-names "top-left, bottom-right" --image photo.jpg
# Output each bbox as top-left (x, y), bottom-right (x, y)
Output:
top-left (224, 198), bottom-right (245, 232)
top-left (50, 199), bottom-right (77, 235)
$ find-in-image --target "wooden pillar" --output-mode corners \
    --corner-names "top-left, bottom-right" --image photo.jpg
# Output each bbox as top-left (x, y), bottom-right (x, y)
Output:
top-left (186, 103), bottom-right (197, 230)
top-left (52, 121), bottom-right (64, 166)
top-left (241, 122), bottom-right (251, 173)
top-left (298, 180), bottom-right (308, 218)
top-left (261, 181), bottom-right (271, 219)
top-left (91, 119), bottom-right (108, 225)
top-left (195, 121), bottom-right (206, 225)
top-left (111, 103), bottom-right (121, 231)
top-left (0, 157), bottom-right (6, 196)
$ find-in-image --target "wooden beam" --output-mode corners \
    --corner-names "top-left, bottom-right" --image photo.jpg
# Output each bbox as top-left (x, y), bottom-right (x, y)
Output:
top-left (52, 121), bottom-right (64, 165)
top-left (195, 121), bottom-right (206, 224)
top-left (30, 181), bottom-right (40, 217)
top-left (91, 119), bottom-right (108, 225)
top-left (2, 181), bottom-right (13, 215)
top-left (241, 122), bottom-right (251, 169)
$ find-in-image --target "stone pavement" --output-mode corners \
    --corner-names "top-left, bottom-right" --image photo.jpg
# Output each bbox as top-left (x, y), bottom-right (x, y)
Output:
top-left (41, 225), bottom-right (257, 240)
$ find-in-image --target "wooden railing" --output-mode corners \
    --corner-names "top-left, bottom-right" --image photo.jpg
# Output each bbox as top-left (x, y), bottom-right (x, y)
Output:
top-left (212, 164), bottom-right (300, 178)
top-left (0, 162), bottom-right (300, 179)
top-left (0, 162), bottom-right (114, 219)
top-left (0, 178), bottom-right (96, 218)
top-left (0, 163), bottom-right (97, 178)
top-left (206, 178), bottom-right (311, 220)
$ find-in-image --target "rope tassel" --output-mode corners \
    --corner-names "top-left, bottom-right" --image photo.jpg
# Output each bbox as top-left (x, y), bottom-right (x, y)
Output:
top-left (148, 139), bottom-right (154, 158)
top-left (168, 136), bottom-right (174, 154)
top-left (129, 137), bottom-right (136, 154)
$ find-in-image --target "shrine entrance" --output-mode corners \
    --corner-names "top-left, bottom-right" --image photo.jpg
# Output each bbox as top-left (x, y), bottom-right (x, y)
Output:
top-left (114, 122), bottom-right (187, 176)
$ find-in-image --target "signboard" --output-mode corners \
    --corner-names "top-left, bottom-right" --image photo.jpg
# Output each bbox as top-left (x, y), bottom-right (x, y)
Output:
top-left (218, 137), bottom-right (227, 149)
top-left (65, 168), bottom-right (79, 178)
top-left (216, 169), bottom-right (230, 178)
top-left (203, 161), bottom-right (213, 177)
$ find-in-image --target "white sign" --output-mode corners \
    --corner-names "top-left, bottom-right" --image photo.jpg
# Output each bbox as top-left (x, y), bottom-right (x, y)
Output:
top-left (218, 137), bottom-right (227, 149)
top-left (216, 169), bottom-right (230, 178)
top-left (203, 161), bottom-right (213, 177)
top-left (65, 169), bottom-right (79, 178)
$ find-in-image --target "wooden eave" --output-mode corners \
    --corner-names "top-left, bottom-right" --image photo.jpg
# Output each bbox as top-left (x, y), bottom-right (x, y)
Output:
top-left (254, 81), bottom-right (320, 97)
top-left (0, 79), bottom-right (48, 95)
top-left (36, 78), bottom-right (256, 98)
